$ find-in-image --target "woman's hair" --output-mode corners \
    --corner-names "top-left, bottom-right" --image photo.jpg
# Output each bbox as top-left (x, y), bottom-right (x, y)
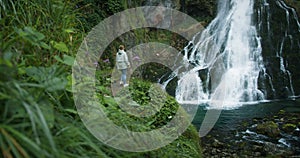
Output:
top-left (119, 45), bottom-right (125, 50)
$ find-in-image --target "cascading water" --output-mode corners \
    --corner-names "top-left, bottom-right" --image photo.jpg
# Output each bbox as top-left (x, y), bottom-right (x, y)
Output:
top-left (161, 0), bottom-right (300, 109)
top-left (166, 0), bottom-right (265, 109)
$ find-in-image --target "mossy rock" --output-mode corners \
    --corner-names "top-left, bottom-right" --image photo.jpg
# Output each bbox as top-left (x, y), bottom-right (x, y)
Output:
top-left (282, 123), bottom-right (297, 133)
top-left (253, 118), bottom-right (258, 122)
top-left (278, 110), bottom-right (285, 115)
top-left (256, 121), bottom-right (280, 138)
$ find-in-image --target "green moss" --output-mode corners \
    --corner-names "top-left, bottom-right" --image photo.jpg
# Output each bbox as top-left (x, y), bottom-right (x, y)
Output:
top-left (278, 110), bottom-right (286, 115)
top-left (282, 123), bottom-right (297, 133)
top-left (257, 121), bottom-right (280, 138)
top-left (242, 121), bottom-right (249, 127)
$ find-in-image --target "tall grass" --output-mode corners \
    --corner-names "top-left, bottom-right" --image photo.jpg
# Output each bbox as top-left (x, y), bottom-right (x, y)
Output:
top-left (0, 0), bottom-right (202, 157)
top-left (1, 0), bottom-right (83, 66)
top-left (0, 0), bottom-right (111, 157)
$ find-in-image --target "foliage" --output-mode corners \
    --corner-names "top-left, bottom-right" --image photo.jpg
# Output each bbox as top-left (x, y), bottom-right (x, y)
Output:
top-left (0, 0), bottom-right (82, 66)
top-left (75, 0), bottom-right (127, 32)
top-left (0, 0), bottom-right (202, 157)
top-left (104, 79), bottom-right (177, 130)
top-left (1, 0), bottom-right (104, 157)
top-left (95, 78), bottom-right (202, 157)
top-left (0, 60), bottom-right (111, 157)
top-left (101, 27), bottom-right (187, 85)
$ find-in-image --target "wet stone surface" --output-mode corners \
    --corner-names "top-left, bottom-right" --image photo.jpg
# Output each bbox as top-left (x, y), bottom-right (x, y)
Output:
top-left (200, 110), bottom-right (300, 157)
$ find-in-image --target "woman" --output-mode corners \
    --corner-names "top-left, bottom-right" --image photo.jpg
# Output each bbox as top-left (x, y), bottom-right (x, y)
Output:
top-left (116, 45), bottom-right (130, 87)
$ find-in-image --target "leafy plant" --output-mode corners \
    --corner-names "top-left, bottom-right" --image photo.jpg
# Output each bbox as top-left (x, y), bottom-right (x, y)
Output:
top-left (95, 78), bottom-right (202, 157)
top-left (0, 0), bottom-right (203, 157)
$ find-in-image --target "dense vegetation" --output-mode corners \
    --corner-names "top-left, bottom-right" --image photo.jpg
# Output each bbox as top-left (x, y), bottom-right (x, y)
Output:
top-left (0, 0), bottom-right (203, 157)
top-left (3, 0), bottom-right (300, 157)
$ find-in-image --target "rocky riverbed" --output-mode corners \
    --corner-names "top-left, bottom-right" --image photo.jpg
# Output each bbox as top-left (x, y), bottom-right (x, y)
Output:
top-left (200, 109), bottom-right (300, 157)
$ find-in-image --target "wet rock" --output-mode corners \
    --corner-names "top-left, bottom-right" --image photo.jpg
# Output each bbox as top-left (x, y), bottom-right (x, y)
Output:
top-left (263, 142), bottom-right (277, 154)
top-left (282, 123), bottom-right (297, 133)
top-left (252, 118), bottom-right (258, 123)
top-left (212, 138), bottom-right (224, 148)
top-left (256, 121), bottom-right (280, 138)
top-left (184, 0), bottom-right (216, 22)
top-left (253, 145), bottom-right (263, 152)
top-left (201, 110), bottom-right (300, 157)
top-left (254, 152), bottom-right (261, 157)
top-left (212, 148), bottom-right (217, 155)
top-left (263, 142), bottom-right (293, 156)
top-left (278, 110), bottom-right (286, 115)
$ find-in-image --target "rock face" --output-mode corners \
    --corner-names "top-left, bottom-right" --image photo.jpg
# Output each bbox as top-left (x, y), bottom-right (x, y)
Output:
top-left (182, 0), bottom-right (216, 23)
top-left (256, 0), bottom-right (300, 99)
top-left (126, 0), bottom-right (217, 22)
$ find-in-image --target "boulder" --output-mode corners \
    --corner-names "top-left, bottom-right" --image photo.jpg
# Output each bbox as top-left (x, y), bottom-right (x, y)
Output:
top-left (256, 121), bottom-right (280, 138)
top-left (282, 123), bottom-right (297, 133)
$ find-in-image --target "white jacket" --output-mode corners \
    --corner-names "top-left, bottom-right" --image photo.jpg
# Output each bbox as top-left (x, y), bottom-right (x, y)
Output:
top-left (116, 49), bottom-right (130, 70)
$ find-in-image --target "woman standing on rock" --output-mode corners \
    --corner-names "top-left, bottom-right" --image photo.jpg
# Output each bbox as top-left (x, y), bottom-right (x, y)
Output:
top-left (116, 45), bottom-right (130, 87)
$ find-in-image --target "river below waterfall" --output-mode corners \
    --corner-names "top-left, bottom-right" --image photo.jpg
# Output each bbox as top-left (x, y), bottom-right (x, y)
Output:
top-left (192, 99), bottom-right (300, 157)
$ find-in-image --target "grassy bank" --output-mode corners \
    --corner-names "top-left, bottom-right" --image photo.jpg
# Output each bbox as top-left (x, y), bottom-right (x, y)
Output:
top-left (0, 0), bottom-right (202, 157)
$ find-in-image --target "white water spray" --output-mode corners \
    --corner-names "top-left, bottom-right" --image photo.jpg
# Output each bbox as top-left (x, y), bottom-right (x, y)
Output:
top-left (172, 0), bottom-right (265, 109)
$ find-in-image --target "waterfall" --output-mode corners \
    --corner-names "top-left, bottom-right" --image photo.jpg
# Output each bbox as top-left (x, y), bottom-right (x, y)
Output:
top-left (160, 0), bottom-right (300, 109)
top-left (164, 0), bottom-right (265, 109)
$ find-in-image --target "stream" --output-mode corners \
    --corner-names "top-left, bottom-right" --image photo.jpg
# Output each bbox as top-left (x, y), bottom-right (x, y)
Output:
top-left (192, 99), bottom-right (300, 157)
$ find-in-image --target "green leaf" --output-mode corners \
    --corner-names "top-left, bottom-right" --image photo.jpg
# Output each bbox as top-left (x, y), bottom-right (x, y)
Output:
top-left (44, 77), bottom-right (67, 92)
top-left (103, 96), bottom-right (118, 106)
top-left (40, 42), bottom-right (50, 49)
top-left (17, 59), bottom-right (26, 75)
top-left (39, 100), bottom-right (55, 129)
top-left (64, 109), bottom-right (77, 114)
top-left (25, 66), bottom-right (68, 91)
top-left (1, 129), bottom-right (23, 158)
top-left (62, 55), bottom-right (74, 66)
top-left (64, 28), bottom-right (75, 33)
top-left (54, 55), bottom-right (74, 66)
top-left (54, 55), bottom-right (64, 63)
top-left (3, 51), bottom-right (13, 60)
top-left (2, 125), bottom-right (45, 157)
top-left (65, 75), bottom-right (73, 92)
top-left (52, 41), bottom-right (69, 53)
top-left (15, 27), bottom-right (46, 46)
top-left (25, 67), bottom-right (43, 81)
